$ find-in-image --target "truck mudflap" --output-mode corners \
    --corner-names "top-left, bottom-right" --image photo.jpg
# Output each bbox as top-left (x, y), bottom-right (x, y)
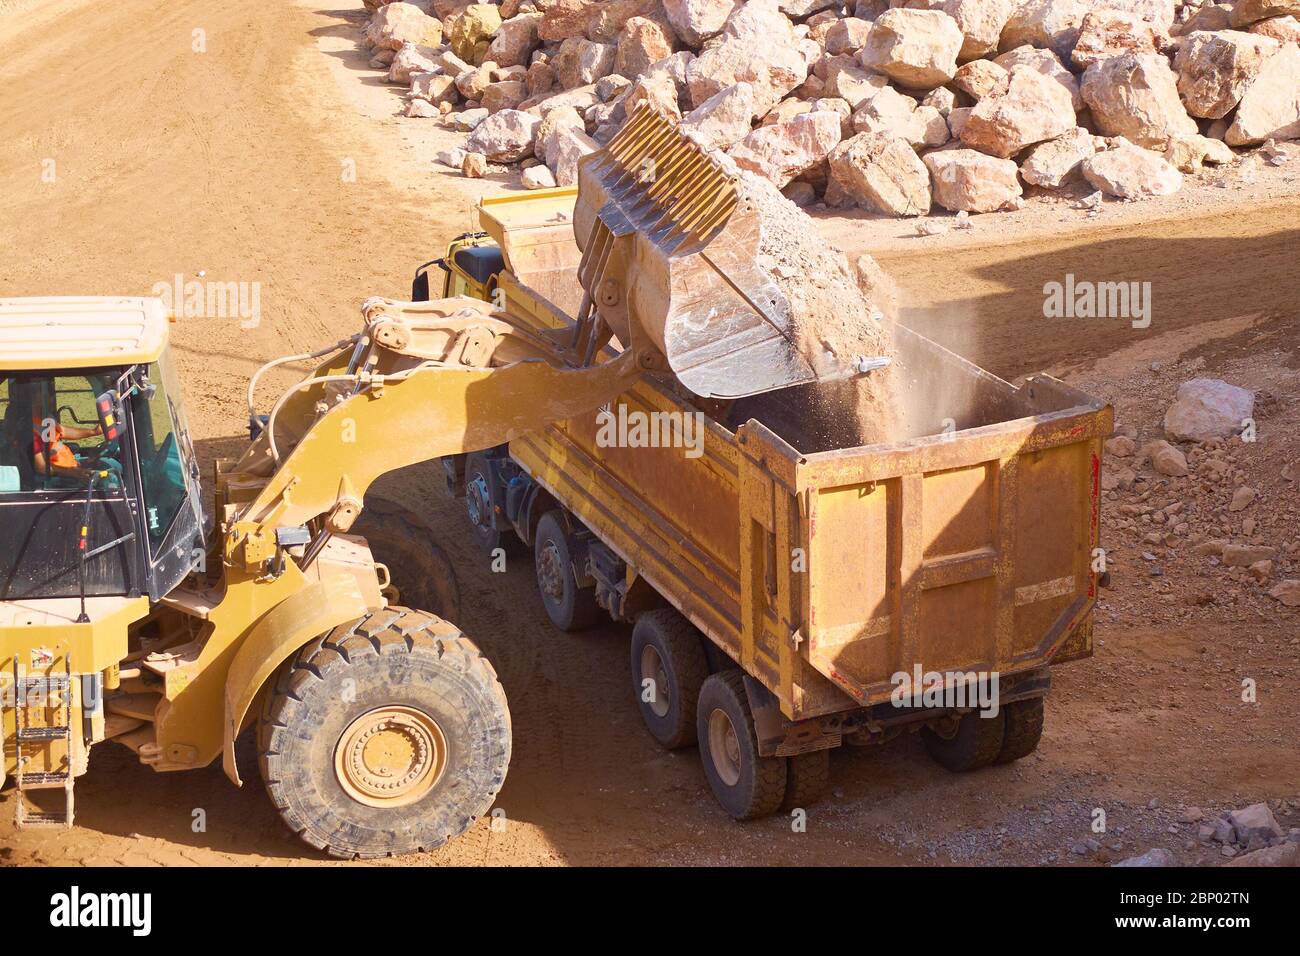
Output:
top-left (746, 676), bottom-right (842, 757)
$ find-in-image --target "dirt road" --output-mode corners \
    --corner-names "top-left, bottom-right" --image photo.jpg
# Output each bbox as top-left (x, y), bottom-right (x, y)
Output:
top-left (2, 0), bottom-right (1297, 867)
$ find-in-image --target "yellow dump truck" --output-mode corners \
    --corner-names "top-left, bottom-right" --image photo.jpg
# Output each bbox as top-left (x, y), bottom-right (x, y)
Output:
top-left (425, 111), bottom-right (1112, 819)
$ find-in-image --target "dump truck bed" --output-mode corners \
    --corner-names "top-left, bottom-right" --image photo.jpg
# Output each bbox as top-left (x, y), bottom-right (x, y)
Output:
top-left (493, 233), bottom-right (1111, 720)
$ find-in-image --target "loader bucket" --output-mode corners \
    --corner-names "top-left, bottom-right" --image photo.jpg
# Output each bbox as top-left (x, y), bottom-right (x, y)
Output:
top-left (572, 104), bottom-right (821, 400)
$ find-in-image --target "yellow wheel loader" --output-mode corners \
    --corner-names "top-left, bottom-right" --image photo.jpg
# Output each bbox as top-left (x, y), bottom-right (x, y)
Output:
top-left (0, 292), bottom-right (658, 856)
top-left (0, 106), bottom-right (879, 856)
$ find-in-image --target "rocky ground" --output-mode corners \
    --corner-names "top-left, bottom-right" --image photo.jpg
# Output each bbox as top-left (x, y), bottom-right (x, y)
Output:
top-left (1053, 312), bottom-right (1300, 867)
top-left (0, 0), bottom-right (1297, 868)
top-left (1091, 350), bottom-right (1300, 622)
top-left (363, 0), bottom-right (1300, 218)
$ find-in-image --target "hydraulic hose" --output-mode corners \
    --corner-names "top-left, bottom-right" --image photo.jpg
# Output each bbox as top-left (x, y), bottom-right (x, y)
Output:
top-left (263, 360), bottom-right (438, 466)
top-left (246, 335), bottom-right (360, 422)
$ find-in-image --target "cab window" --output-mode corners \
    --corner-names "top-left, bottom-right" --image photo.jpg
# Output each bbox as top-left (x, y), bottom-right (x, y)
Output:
top-left (0, 372), bottom-right (126, 495)
top-left (133, 361), bottom-right (191, 547)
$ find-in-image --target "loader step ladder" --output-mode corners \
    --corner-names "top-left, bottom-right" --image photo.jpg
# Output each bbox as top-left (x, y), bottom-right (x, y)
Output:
top-left (10, 656), bottom-right (75, 828)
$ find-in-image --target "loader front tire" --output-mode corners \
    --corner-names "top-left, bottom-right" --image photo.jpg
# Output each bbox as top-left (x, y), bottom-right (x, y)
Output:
top-left (533, 510), bottom-right (599, 632)
top-left (258, 608), bottom-right (511, 859)
top-left (353, 496), bottom-right (460, 621)
top-left (996, 697), bottom-right (1045, 764)
top-left (696, 671), bottom-right (787, 820)
top-left (921, 710), bottom-right (1005, 773)
top-left (630, 609), bottom-right (709, 750)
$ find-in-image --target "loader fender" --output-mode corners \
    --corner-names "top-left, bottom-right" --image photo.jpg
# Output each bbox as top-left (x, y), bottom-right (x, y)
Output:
top-left (221, 577), bottom-right (370, 787)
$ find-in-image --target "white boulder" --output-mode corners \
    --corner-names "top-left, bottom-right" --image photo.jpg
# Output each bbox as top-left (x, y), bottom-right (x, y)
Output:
top-left (1226, 42), bottom-right (1300, 145)
top-left (1081, 53), bottom-right (1198, 147)
top-left (1163, 378), bottom-right (1255, 441)
top-left (859, 8), bottom-right (963, 89)
top-left (728, 110), bottom-right (843, 187)
top-left (924, 148), bottom-right (1023, 212)
top-left (827, 131), bottom-right (932, 215)
top-left (465, 108), bottom-right (542, 162)
top-left (960, 63), bottom-right (1076, 158)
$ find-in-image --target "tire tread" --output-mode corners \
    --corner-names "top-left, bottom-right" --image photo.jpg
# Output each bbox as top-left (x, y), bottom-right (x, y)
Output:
top-left (781, 749), bottom-right (830, 812)
top-left (922, 710), bottom-right (1006, 773)
top-left (697, 670), bottom-right (787, 820)
top-left (258, 608), bottom-right (510, 859)
top-left (630, 609), bottom-right (709, 750)
top-left (996, 697), bottom-right (1045, 764)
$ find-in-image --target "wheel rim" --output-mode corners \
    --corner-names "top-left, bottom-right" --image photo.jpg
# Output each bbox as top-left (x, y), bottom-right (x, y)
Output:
top-left (931, 715), bottom-right (961, 741)
top-left (707, 707), bottom-right (742, 787)
top-left (537, 538), bottom-right (566, 603)
top-left (639, 644), bottom-right (670, 718)
top-left (466, 471), bottom-right (491, 534)
top-left (334, 706), bottom-right (448, 808)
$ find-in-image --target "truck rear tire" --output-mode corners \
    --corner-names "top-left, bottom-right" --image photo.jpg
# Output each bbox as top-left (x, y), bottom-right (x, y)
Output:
top-left (696, 671), bottom-right (787, 820)
top-left (996, 697), bottom-right (1044, 764)
top-left (921, 710), bottom-right (1005, 773)
top-left (781, 749), bottom-right (830, 812)
top-left (533, 510), bottom-right (599, 632)
top-left (629, 609), bottom-right (709, 750)
top-left (464, 452), bottom-right (522, 557)
top-left (353, 496), bottom-right (460, 621)
top-left (258, 608), bottom-right (511, 859)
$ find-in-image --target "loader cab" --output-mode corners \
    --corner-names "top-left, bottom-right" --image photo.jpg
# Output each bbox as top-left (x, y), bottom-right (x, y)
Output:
top-left (0, 298), bottom-right (205, 605)
top-left (410, 232), bottom-right (504, 303)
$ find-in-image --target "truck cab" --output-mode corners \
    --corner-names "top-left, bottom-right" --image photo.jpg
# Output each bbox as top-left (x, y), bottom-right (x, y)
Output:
top-left (410, 232), bottom-right (504, 303)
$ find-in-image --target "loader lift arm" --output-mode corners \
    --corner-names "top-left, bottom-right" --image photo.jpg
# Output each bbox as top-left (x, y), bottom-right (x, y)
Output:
top-left (223, 103), bottom-right (892, 570)
top-left (223, 295), bottom-right (642, 573)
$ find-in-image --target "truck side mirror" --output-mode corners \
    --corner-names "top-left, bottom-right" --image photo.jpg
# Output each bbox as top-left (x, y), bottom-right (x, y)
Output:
top-left (95, 390), bottom-right (125, 442)
top-left (411, 258), bottom-right (449, 302)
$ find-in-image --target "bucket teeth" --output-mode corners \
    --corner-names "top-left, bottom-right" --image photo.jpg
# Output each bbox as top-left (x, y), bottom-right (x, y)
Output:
top-left (573, 102), bottom-right (827, 399)
top-left (594, 104), bottom-right (738, 249)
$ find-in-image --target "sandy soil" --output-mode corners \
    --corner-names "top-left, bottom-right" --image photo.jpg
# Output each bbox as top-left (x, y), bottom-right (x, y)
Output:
top-left (1, 0), bottom-right (1297, 867)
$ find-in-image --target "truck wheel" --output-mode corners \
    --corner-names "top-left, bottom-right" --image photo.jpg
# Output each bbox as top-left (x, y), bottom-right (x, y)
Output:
top-left (258, 608), bottom-right (511, 859)
top-left (464, 452), bottom-right (521, 557)
top-left (921, 710), bottom-right (1005, 773)
top-left (629, 609), bottom-right (709, 749)
top-left (353, 496), bottom-right (460, 621)
top-left (696, 671), bottom-right (787, 820)
top-left (533, 510), bottom-right (599, 632)
top-left (781, 749), bottom-right (830, 811)
top-left (996, 697), bottom-right (1044, 764)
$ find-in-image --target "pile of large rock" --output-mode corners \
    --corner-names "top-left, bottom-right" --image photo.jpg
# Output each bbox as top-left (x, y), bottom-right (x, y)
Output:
top-left (363, 0), bottom-right (1300, 210)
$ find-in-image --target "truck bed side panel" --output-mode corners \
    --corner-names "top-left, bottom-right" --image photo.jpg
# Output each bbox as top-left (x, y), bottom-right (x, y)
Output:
top-left (797, 409), bottom-right (1105, 707)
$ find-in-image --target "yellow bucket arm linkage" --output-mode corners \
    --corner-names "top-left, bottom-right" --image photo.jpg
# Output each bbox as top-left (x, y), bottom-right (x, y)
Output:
top-left (225, 295), bottom-right (640, 567)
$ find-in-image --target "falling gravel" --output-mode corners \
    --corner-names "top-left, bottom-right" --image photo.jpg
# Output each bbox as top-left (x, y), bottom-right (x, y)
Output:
top-left (733, 168), bottom-right (903, 447)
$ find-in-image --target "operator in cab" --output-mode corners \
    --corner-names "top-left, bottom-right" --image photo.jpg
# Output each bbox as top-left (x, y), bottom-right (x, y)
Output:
top-left (28, 379), bottom-right (122, 487)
